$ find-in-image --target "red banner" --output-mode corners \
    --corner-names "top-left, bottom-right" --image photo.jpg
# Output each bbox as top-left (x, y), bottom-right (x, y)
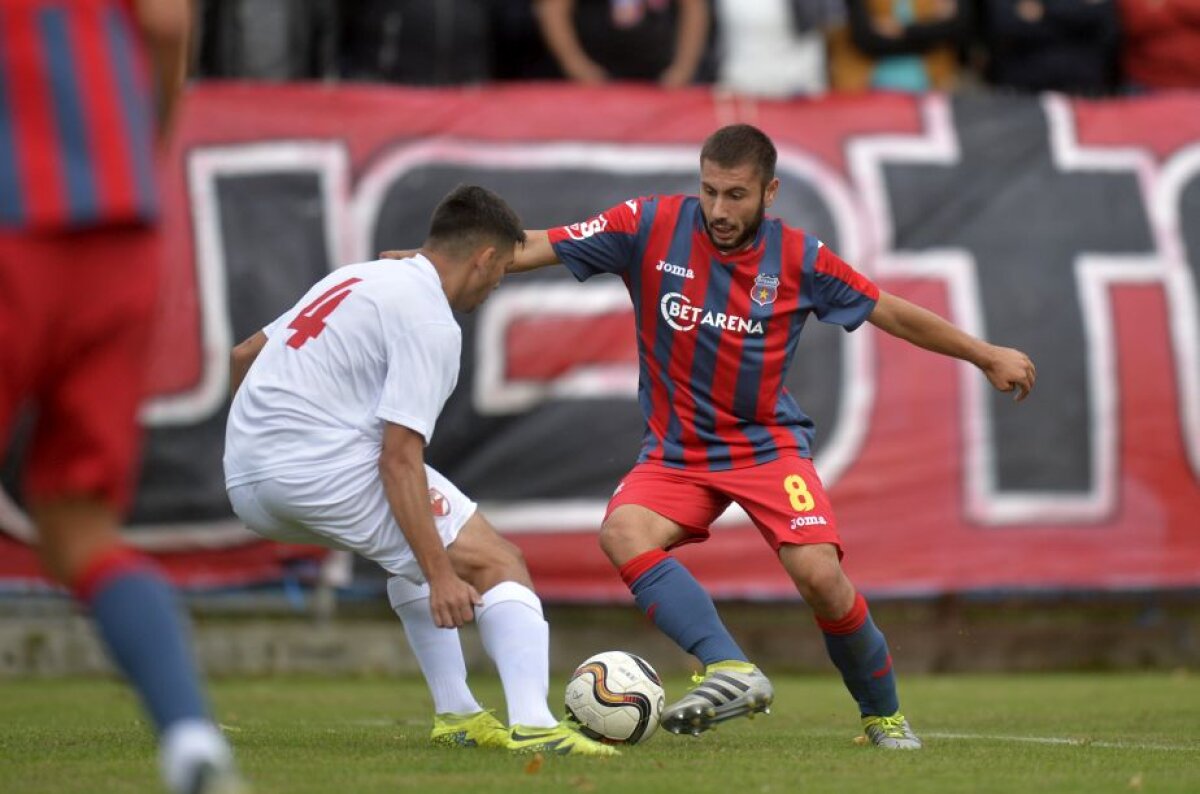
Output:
top-left (2, 84), bottom-right (1198, 598)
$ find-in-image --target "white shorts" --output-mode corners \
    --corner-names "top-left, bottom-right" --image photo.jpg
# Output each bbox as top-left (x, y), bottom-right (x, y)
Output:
top-left (227, 461), bottom-right (476, 580)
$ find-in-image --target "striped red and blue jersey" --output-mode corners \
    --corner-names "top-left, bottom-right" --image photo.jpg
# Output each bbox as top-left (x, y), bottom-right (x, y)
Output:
top-left (549, 194), bottom-right (879, 471)
top-left (0, 0), bottom-right (158, 231)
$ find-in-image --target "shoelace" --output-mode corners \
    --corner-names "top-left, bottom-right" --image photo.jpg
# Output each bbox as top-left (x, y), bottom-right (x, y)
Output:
top-left (871, 715), bottom-right (909, 737)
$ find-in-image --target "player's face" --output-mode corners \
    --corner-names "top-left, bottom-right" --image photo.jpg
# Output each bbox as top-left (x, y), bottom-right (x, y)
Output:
top-left (460, 244), bottom-right (512, 312)
top-left (699, 159), bottom-right (779, 252)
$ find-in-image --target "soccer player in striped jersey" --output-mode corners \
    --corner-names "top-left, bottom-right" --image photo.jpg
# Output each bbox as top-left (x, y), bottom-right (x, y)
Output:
top-left (504, 124), bottom-right (1036, 747)
top-left (0, 1), bottom-right (245, 790)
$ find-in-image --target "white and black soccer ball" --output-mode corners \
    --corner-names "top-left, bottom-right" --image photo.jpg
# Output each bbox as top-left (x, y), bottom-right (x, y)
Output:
top-left (564, 650), bottom-right (665, 745)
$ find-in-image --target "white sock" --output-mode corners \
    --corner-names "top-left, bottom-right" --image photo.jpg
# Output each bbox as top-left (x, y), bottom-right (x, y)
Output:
top-left (387, 576), bottom-right (481, 715)
top-left (475, 581), bottom-right (557, 729)
top-left (159, 719), bottom-right (233, 794)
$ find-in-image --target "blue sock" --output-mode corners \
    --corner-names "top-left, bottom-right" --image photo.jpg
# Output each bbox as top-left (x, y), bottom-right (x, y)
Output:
top-left (76, 548), bottom-right (210, 733)
top-left (818, 592), bottom-right (899, 717)
top-left (620, 549), bottom-right (747, 666)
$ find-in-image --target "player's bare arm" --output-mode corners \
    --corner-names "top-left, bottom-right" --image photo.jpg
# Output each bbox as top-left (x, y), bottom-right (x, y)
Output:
top-left (379, 422), bottom-right (482, 628)
top-left (507, 229), bottom-right (559, 272)
top-left (229, 330), bottom-right (268, 398)
top-left (380, 229), bottom-right (559, 274)
top-left (131, 0), bottom-right (190, 145)
top-left (868, 291), bottom-right (1036, 401)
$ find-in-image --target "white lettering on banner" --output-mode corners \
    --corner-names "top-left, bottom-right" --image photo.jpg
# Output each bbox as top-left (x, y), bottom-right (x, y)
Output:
top-left (660, 292), bottom-right (764, 334)
top-left (848, 94), bottom-right (1200, 523)
top-left (565, 214), bottom-right (609, 240)
top-left (790, 515), bottom-right (829, 530)
top-left (656, 260), bottom-right (695, 279)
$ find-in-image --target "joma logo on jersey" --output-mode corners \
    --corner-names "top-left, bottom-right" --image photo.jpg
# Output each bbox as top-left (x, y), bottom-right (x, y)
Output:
top-left (656, 260), bottom-right (694, 279)
top-left (660, 292), bottom-right (765, 335)
top-left (789, 515), bottom-right (828, 530)
top-left (565, 214), bottom-right (608, 240)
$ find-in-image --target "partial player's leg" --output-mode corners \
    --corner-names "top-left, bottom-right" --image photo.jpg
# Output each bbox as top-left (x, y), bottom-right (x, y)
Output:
top-left (21, 228), bottom-right (246, 792)
top-left (446, 510), bottom-right (617, 757)
top-left (228, 467), bottom-right (504, 751)
top-left (779, 543), bottom-right (920, 748)
top-left (600, 468), bottom-right (773, 735)
top-left (735, 454), bottom-right (920, 749)
top-left (385, 575), bottom-right (507, 749)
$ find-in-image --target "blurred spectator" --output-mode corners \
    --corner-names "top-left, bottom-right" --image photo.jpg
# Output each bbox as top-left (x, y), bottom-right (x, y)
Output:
top-left (978, 0), bottom-right (1117, 95)
top-left (533, 0), bottom-right (711, 87)
top-left (340, 0), bottom-right (492, 85)
top-left (490, 0), bottom-right (560, 80)
top-left (713, 0), bottom-right (844, 97)
top-left (196, 0), bottom-right (337, 80)
top-left (1118, 0), bottom-right (1200, 90)
top-left (827, 0), bottom-right (971, 92)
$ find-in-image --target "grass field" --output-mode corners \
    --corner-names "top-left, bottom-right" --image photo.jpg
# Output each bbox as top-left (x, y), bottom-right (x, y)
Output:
top-left (3, 673), bottom-right (1198, 793)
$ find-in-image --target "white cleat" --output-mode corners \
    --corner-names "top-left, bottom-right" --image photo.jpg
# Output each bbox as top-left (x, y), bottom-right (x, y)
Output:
top-left (660, 663), bottom-right (774, 736)
top-left (861, 713), bottom-right (922, 750)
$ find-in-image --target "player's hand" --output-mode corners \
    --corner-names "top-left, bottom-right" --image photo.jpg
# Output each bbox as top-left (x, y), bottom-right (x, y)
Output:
top-left (981, 345), bottom-right (1036, 402)
top-left (378, 249), bottom-right (416, 260)
top-left (427, 572), bottom-right (482, 629)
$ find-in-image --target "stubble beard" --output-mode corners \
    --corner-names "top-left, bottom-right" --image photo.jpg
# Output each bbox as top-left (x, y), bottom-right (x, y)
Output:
top-left (707, 195), bottom-right (766, 253)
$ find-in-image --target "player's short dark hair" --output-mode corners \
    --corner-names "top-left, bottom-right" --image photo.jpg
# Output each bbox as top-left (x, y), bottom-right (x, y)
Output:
top-left (426, 185), bottom-right (525, 255)
top-left (700, 124), bottom-right (777, 185)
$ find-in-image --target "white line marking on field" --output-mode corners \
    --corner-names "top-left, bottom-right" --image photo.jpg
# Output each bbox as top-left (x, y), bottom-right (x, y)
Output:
top-left (925, 732), bottom-right (1198, 753)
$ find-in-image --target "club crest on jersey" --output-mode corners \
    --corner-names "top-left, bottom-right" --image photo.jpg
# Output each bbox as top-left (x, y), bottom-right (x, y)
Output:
top-left (751, 274), bottom-right (780, 307)
top-left (429, 488), bottom-right (450, 518)
top-left (564, 214), bottom-right (609, 241)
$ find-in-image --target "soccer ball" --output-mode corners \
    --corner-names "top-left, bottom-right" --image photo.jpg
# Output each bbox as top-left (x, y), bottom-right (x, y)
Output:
top-left (564, 650), bottom-right (665, 745)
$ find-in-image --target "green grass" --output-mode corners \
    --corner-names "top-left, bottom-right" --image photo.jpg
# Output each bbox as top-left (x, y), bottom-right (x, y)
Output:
top-left (2, 673), bottom-right (1198, 793)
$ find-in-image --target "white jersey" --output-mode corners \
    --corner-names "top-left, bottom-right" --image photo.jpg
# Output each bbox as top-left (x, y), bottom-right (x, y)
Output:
top-left (224, 255), bottom-right (460, 488)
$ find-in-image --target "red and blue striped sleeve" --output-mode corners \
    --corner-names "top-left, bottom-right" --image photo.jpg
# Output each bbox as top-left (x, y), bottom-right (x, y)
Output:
top-left (808, 238), bottom-right (879, 331)
top-left (0, 0), bottom-right (157, 231)
top-left (548, 197), bottom-right (646, 281)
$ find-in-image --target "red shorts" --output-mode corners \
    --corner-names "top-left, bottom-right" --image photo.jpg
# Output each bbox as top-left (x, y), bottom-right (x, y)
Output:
top-left (0, 225), bottom-right (161, 511)
top-left (605, 454), bottom-right (842, 555)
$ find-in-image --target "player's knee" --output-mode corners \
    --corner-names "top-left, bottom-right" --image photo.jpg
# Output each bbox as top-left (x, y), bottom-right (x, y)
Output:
top-left (481, 535), bottom-right (532, 590)
top-left (497, 535), bottom-right (527, 574)
top-left (798, 566), bottom-right (852, 616)
top-left (598, 518), bottom-right (642, 565)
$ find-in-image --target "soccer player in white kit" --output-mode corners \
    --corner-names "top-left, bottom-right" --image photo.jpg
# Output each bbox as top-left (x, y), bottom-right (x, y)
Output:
top-left (223, 185), bottom-right (615, 757)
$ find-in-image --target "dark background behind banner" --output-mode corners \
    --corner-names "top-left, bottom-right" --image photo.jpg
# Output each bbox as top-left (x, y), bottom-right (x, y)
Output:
top-left (2, 85), bottom-right (1198, 598)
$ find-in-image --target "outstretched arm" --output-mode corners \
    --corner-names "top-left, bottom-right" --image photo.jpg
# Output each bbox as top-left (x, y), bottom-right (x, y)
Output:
top-left (508, 230), bottom-right (560, 273)
top-left (868, 291), bottom-right (1036, 401)
top-left (380, 230), bottom-right (561, 274)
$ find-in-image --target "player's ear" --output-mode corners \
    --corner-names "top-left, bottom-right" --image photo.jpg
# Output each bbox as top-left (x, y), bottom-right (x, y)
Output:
top-left (763, 177), bottom-right (780, 209)
top-left (474, 244), bottom-right (498, 273)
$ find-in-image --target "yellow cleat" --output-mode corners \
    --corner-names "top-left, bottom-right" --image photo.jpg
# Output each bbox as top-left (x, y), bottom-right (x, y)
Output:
top-left (507, 721), bottom-right (621, 757)
top-left (430, 709), bottom-right (510, 748)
